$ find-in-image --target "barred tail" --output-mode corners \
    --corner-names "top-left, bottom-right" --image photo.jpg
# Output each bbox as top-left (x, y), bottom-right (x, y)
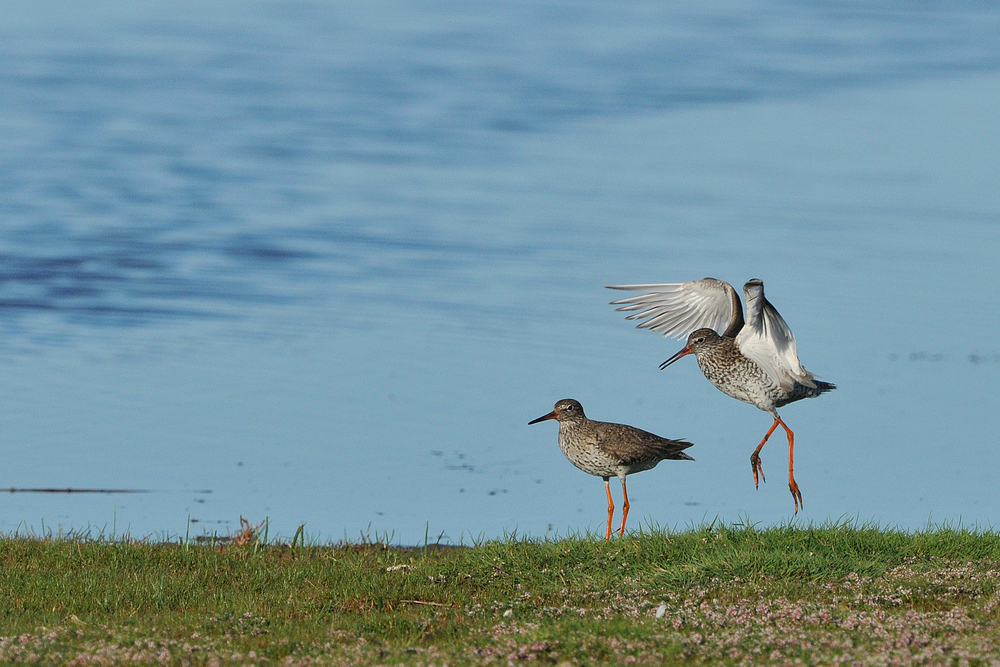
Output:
top-left (778, 379), bottom-right (835, 407)
top-left (814, 380), bottom-right (836, 394)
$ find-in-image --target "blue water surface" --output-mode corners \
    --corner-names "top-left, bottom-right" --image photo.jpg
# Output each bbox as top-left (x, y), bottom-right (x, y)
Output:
top-left (1, 1), bottom-right (999, 543)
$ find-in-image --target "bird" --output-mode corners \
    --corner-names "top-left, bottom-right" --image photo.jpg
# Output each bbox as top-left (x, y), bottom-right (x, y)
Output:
top-left (607, 278), bottom-right (834, 513)
top-left (529, 398), bottom-right (694, 540)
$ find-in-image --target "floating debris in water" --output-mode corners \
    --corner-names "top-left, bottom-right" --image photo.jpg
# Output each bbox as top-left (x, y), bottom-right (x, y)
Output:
top-left (3, 487), bottom-right (150, 494)
top-left (2, 487), bottom-right (212, 494)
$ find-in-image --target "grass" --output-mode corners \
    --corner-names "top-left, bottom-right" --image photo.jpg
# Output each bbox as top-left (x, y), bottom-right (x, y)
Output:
top-left (2, 520), bottom-right (1000, 665)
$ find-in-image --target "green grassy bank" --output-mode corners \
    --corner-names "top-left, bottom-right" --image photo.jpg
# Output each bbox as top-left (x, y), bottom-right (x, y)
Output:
top-left (2, 522), bottom-right (1000, 665)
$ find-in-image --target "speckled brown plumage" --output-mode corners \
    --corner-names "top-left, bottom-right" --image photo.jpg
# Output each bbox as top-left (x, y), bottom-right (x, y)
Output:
top-left (529, 398), bottom-right (693, 541)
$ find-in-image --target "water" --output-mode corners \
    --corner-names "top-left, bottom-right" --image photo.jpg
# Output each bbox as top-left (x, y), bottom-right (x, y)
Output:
top-left (1, 1), bottom-right (999, 543)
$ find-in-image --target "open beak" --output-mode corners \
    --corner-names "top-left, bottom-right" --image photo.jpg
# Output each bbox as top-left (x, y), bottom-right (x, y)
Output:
top-left (660, 346), bottom-right (692, 370)
top-left (528, 410), bottom-right (557, 425)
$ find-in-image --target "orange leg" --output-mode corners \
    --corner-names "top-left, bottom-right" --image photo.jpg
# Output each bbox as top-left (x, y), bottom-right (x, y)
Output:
top-left (619, 478), bottom-right (631, 537)
top-left (750, 418), bottom-right (781, 488)
top-left (603, 478), bottom-right (615, 541)
top-left (775, 417), bottom-right (803, 513)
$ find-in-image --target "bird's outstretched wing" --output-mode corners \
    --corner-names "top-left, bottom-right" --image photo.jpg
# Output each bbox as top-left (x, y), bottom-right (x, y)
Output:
top-left (607, 278), bottom-right (743, 339)
top-left (735, 279), bottom-right (816, 391)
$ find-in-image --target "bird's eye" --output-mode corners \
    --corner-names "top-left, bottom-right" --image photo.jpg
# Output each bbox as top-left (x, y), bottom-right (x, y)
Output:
top-left (696, 336), bottom-right (705, 343)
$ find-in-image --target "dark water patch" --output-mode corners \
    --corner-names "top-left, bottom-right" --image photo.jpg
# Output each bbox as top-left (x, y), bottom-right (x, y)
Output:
top-left (888, 352), bottom-right (1000, 364)
top-left (224, 236), bottom-right (320, 262)
top-left (0, 226), bottom-right (321, 332)
top-left (969, 353), bottom-right (1000, 365)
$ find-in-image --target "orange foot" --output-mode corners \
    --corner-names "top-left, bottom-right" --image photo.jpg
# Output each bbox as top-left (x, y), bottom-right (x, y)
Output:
top-left (789, 477), bottom-right (803, 514)
top-left (750, 452), bottom-right (766, 488)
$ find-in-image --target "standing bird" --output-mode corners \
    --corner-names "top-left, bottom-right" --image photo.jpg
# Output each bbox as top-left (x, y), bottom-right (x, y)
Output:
top-left (529, 398), bottom-right (694, 541)
top-left (607, 278), bottom-right (834, 513)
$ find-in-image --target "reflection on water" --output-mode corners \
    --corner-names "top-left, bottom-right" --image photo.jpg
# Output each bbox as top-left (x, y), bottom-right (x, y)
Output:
top-left (1, 2), bottom-right (999, 542)
top-left (4, 2), bottom-right (1000, 335)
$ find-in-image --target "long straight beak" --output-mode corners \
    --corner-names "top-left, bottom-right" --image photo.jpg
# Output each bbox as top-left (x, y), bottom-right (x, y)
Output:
top-left (660, 346), bottom-right (692, 370)
top-left (528, 411), bottom-right (557, 425)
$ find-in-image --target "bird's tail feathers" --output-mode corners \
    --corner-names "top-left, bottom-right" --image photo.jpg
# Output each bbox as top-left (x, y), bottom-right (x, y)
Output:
top-left (666, 439), bottom-right (695, 461)
top-left (814, 380), bottom-right (836, 394)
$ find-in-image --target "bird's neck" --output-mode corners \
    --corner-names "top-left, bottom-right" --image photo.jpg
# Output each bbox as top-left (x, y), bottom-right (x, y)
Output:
top-left (558, 418), bottom-right (586, 431)
top-left (692, 336), bottom-right (735, 363)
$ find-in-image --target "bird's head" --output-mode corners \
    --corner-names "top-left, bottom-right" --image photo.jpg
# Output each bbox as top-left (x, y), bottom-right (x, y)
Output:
top-left (660, 328), bottom-right (720, 369)
top-left (529, 398), bottom-right (586, 425)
